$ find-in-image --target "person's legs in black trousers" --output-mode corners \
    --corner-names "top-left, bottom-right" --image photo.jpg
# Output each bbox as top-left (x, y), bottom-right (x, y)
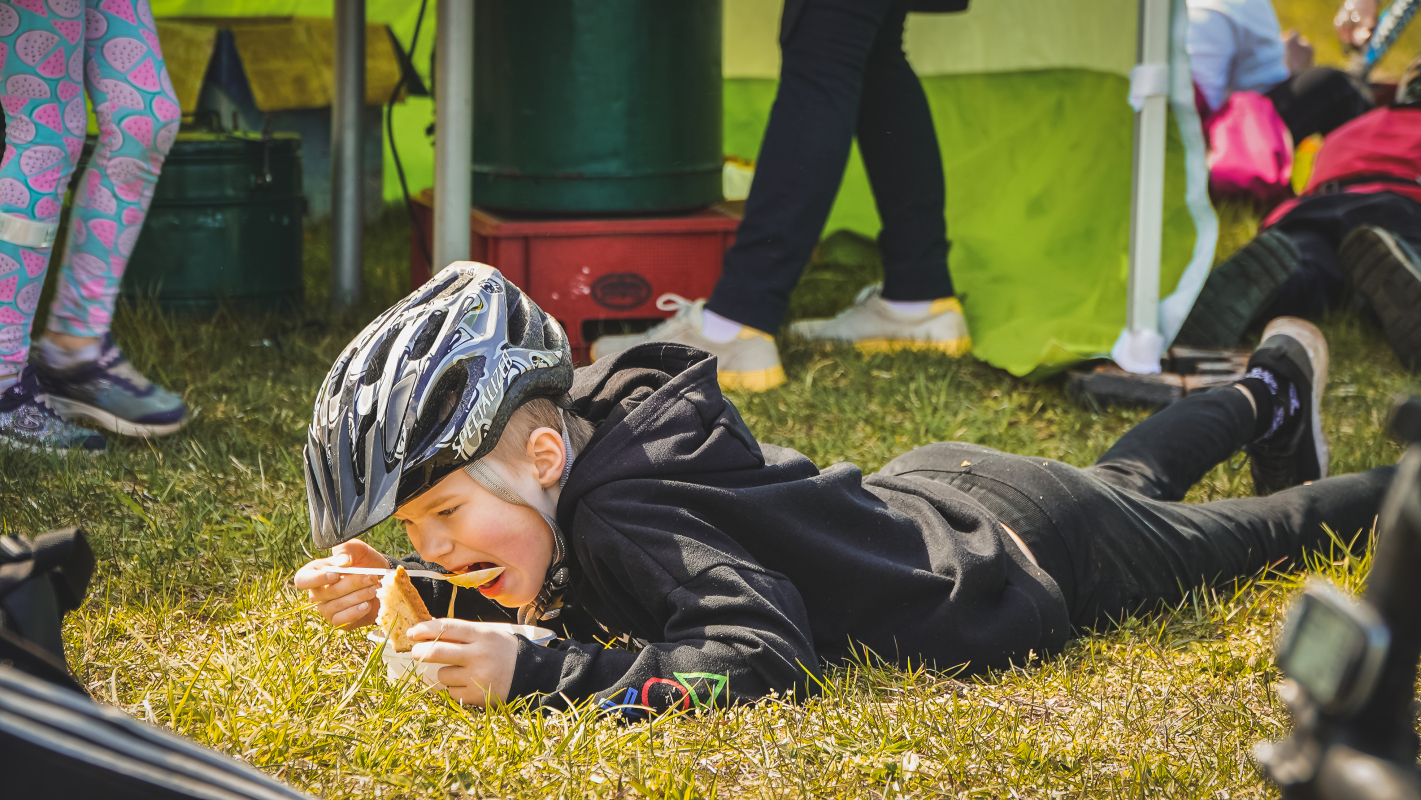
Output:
top-left (1065, 387), bottom-right (1390, 626)
top-left (1177, 192), bottom-right (1421, 347)
top-left (888, 386), bottom-right (1391, 628)
top-left (1266, 66), bottom-right (1372, 142)
top-left (707, 0), bottom-right (950, 334)
top-left (855, 6), bottom-right (953, 303)
top-left (1263, 192), bottom-right (1421, 321)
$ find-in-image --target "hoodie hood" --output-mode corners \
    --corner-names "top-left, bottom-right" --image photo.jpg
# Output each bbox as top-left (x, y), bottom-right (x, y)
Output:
top-left (557, 343), bottom-right (765, 529)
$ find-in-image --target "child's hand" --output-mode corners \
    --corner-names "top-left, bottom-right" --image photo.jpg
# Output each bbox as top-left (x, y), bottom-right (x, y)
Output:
top-left (294, 539), bottom-right (389, 630)
top-left (407, 619), bottom-right (519, 707)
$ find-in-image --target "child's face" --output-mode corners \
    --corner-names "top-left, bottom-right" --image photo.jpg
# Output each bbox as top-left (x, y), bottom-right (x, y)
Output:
top-left (393, 468), bottom-right (554, 608)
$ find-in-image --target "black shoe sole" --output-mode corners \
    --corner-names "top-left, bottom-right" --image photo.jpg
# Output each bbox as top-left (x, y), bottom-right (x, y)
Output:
top-left (1341, 226), bottom-right (1421, 371)
top-left (1176, 229), bottom-right (1301, 349)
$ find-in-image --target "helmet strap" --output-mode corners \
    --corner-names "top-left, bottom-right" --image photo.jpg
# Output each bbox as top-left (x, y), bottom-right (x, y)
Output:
top-left (557, 408), bottom-right (576, 490)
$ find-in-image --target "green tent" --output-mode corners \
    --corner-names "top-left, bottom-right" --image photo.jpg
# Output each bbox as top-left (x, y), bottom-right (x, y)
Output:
top-left (152, 0), bottom-right (1215, 377)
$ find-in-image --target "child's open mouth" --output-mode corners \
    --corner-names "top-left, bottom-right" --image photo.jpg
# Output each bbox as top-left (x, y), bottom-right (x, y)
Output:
top-left (457, 562), bottom-right (503, 595)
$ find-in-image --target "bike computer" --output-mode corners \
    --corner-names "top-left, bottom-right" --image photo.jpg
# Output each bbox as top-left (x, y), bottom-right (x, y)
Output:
top-left (1276, 580), bottom-right (1390, 716)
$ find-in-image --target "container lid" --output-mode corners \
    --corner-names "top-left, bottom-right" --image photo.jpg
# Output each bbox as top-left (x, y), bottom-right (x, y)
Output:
top-left (166, 130), bottom-right (302, 158)
top-left (174, 131), bottom-right (302, 143)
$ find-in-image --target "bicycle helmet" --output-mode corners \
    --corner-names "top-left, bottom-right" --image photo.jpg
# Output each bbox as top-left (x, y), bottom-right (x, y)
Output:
top-left (304, 262), bottom-right (572, 550)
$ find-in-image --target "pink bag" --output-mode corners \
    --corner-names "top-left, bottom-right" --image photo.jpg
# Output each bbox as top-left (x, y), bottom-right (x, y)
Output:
top-left (1203, 89), bottom-right (1295, 205)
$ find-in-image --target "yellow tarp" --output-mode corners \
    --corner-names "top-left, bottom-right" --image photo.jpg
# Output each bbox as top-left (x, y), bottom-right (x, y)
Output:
top-left (158, 17), bottom-right (403, 112)
top-left (153, 21), bottom-right (217, 112)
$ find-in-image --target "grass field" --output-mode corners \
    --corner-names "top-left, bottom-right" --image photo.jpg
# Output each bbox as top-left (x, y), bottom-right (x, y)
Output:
top-left (1, 198), bottom-right (1418, 800)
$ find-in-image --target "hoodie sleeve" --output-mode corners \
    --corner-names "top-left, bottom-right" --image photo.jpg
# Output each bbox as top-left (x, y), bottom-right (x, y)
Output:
top-left (505, 499), bottom-right (824, 717)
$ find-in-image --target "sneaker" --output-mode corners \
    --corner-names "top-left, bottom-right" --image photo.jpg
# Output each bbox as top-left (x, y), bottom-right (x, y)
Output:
top-left (0, 369), bottom-right (106, 452)
top-left (589, 295), bottom-right (786, 392)
top-left (1175, 229), bottom-right (1300, 349)
top-left (1245, 317), bottom-right (1329, 496)
top-left (786, 285), bottom-right (971, 355)
top-left (1340, 225), bottom-right (1421, 370)
top-left (30, 334), bottom-right (189, 438)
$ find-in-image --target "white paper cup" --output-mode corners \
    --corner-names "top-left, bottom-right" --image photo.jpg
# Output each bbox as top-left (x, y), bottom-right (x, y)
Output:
top-left (367, 624), bottom-right (556, 691)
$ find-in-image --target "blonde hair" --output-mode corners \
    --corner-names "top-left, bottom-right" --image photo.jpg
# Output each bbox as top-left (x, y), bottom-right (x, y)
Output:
top-left (489, 398), bottom-right (596, 466)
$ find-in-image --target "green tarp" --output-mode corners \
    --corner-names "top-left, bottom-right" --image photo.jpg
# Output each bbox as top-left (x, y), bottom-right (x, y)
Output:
top-left (726, 71), bottom-right (1197, 376)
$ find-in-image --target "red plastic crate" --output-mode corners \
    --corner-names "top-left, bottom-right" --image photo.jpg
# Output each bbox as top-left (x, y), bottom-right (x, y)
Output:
top-left (410, 192), bottom-right (741, 363)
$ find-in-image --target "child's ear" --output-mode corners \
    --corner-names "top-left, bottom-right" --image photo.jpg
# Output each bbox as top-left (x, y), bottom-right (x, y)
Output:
top-left (525, 427), bottom-right (566, 488)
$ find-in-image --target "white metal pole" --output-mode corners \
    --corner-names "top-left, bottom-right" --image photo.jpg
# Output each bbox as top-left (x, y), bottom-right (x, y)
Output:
top-left (1119, 0), bottom-right (1171, 374)
top-left (331, 0), bottom-right (365, 309)
top-left (432, 0), bottom-right (474, 276)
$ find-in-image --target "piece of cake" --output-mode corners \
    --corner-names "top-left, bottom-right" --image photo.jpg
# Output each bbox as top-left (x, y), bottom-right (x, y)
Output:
top-left (375, 566), bottom-right (433, 652)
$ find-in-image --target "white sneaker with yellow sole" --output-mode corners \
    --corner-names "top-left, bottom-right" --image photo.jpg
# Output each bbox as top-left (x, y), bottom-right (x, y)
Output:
top-left (589, 295), bottom-right (786, 392)
top-left (788, 284), bottom-right (971, 355)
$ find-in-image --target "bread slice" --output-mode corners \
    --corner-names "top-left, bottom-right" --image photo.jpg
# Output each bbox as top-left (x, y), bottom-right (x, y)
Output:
top-left (375, 566), bottom-right (433, 652)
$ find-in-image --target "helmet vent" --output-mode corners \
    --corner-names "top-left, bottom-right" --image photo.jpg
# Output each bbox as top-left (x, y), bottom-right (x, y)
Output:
top-left (362, 331), bottom-right (397, 387)
top-left (408, 310), bottom-right (445, 361)
top-left (409, 270), bottom-right (459, 307)
top-left (351, 410), bottom-right (377, 483)
top-left (408, 364), bottom-right (470, 460)
top-left (504, 284), bottom-right (529, 345)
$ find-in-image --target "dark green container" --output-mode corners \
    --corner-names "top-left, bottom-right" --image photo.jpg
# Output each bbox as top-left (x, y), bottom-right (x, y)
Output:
top-left (121, 132), bottom-right (304, 313)
top-left (472, 0), bottom-right (723, 214)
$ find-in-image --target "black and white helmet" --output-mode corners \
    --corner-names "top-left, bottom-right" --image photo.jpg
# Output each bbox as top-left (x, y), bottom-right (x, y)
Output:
top-left (305, 262), bottom-right (572, 548)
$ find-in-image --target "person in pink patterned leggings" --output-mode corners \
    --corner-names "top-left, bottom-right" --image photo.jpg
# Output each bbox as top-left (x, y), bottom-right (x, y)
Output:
top-left (0, 0), bottom-right (188, 452)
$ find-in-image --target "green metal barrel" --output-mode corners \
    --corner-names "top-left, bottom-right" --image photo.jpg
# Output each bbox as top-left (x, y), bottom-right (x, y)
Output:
top-left (472, 0), bottom-right (723, 214)
top-left (121, 132), bottom-right (304, 313)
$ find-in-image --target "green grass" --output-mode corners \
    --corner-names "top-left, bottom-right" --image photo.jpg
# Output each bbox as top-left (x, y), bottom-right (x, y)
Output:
top-left (2, 205), bottom-right (1419, 798)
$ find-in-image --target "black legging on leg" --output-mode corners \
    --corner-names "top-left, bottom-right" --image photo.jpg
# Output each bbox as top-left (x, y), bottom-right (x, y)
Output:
top-left (881, 388), bottom-right (1392, 627)
top-left (1070, 388), bottom-right (1390, 625)
top-left (706, 0), bottom-right (953, 335)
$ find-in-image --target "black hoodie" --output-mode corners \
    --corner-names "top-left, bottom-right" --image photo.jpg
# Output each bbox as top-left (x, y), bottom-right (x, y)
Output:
top-left (403, 344), bottom-right (1069, 715)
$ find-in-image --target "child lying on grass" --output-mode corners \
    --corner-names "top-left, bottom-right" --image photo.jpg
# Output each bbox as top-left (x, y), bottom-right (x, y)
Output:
top-left (295, 263), bottom-right (1393, 714)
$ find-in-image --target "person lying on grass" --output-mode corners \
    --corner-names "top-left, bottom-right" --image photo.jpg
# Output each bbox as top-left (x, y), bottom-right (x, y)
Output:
top-left (295, 262), bottom-right (1393, 714)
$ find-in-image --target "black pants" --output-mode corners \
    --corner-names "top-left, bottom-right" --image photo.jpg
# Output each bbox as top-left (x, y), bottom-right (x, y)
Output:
top-left (1264, 191), bottom-right (1421, 320)
top-left (707, 0), bottom-right (953, 335)
top-left (883, 388), bottom-right (1391, 627)
top-left (1266, 67), bottom-right (1372, 142)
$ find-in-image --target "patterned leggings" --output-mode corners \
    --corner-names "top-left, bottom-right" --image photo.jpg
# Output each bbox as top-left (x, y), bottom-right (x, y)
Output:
top-left (0, 0), bottom-right (175, 370)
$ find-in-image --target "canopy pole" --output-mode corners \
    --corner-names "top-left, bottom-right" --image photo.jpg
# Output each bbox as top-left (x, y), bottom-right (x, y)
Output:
top-left (1118, 0), bottom-right (1172, 374)
top-left (433, 0), bottom-right (474, 274)
top-left (331, 0), bottom-right (365, 309)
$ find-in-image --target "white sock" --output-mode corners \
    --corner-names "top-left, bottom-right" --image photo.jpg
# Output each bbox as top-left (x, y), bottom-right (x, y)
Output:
top-left (881, 298), bottom-right (936, 316)
top-left (700, 309), bottom-right (745, 343)
top-left (40, 337), bottom-right (102, 369)
top-left (0, 367), bottom-right (18, 392)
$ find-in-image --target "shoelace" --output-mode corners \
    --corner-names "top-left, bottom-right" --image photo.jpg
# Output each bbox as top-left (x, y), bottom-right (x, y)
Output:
top-left (636, 294), bottom-right (699, 338)
top-left (655, 293), bottom-right (697, 315)
top-left (852, 284), bottom-right (883, 306)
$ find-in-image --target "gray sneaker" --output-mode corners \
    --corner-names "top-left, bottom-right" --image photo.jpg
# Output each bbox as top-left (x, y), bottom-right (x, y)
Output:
top-left (589, 295), bottom-right (786, 391)
top-left (0, 369), bottom-right (106, 452)
top-left (788, 284), bottom-right (971, 355)
top-left (30, 334), bottom-right (189, 438)
top-left (1175, 228), bottom-right (1300, 349)
top-left (1340, 225), bottom-right (1421, 370)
